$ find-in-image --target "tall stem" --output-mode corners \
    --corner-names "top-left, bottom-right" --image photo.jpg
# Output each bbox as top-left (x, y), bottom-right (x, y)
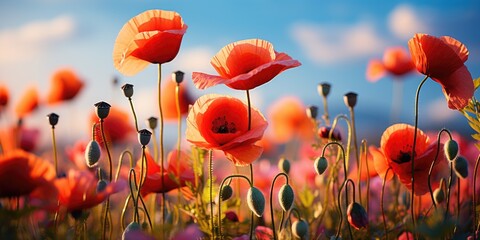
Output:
top-left (208, 150), bottom-right (214, 240)
top-left (445, 160), bottom-right (454, 219)
top-left (348, 107), bottom-right (360, 204)
top-left (269, 172), bottom-right (289, 240)
top-left (100, 118), bottom-right (113, 240)
top-left (410, 75), bottom-right (429, 235)
top-left (428, 129), bottom-right (452, 209)
top-left (322, 95), bottom-right (330, 126)
top-left (473, 154), bottom-right (480, 240)
top-left (175, 83), bottom-right (183, 204)
top-left (51, 126), bottom-right (58, 177)
top-left (382, 168), bottom-right (392, 240)
top-left (157, 63), bottom-right (166, 230)
top-left (128, 97), bottom-right (139, 132)
top-left (246, 89), bottom-right (255, 240)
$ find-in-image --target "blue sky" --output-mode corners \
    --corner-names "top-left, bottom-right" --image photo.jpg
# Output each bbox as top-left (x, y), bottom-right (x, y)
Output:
top-left (1, 0), bottom-right (479, 146)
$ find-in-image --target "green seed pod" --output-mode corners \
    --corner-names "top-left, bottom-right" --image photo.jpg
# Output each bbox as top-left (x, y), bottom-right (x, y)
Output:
top-left (317, 82), bottom-right (331, 98)
top-left (138, 129), bottom-right (152, 146)
top-left (453, 156), bottom-right (468, 179)
top-left (122, 222), bottom-right (142, 240)
top-left (343, 92), bottom-right (358, 108)
top-left (247, 187), bottom-right (265, 217)
top-left (94, 101), bottom-right (111, 120)
top-left (433, 187), bottom-right (445, 204)
top-left (444, 139), bottom-right (459, 161)
top-left (278, 184), bottom-right (294, 212)
top-left (314, 156), bottom-right (328, 175)
top-left (278, 157), bottom-right (290, 174)
top-left (96, 179), bottom-right (108, 193)
top-left (85, 140), bottom-right (101, 168)
top-left (292, 219), bottom-right (309, 239)
top-left (121, 83), bottom-right (134, 98)
top-left (220, 185), bottom-right (233, 201)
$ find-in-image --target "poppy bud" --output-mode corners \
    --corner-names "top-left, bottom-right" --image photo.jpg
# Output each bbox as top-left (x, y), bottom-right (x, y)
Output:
top-left (278, 157), bottom-right (290, 174)
top-left (347, 202), bottom-right (368, 229)
top-left (306, 105), bottom-right (318, 119)
top-left (314, 156), bottom-right (328, 175)
top-left (94, 101), bottom-right (111, 120)
top-left (444, 139), bottom-right (459, 161)
top-left (146, 116), bottom-right (158, 130)
top-left (433, 187), bottom-right (445, 204)
top-left (292, 219), bottom-right (309, 239)
top-left (318, 126), bottom-right (342, 141)
top-left (121, 83), bottom-right (134, 98)
top-left (453, 156), bottom-right (468, 179)
top-left (220, 185), bottom-right (233, 201)
top-left (317, 82), bottom-right (331, 98)
top-left (47, 113), bottom-right (59, 126)
top-left (225, 211), bottom-right (239, 222)
top-left (278, 184), bottom-right (294, 212)
top-left (85, 140), bottom-right (101, 167)
top-left (247, 187), bottom-right (265, 217)
top-left (172, 70), bottom-right (185, 84)
top-left (96, 179), bottom-right (108, 193)
top-left (343, 92), bottom-right (358, 108)
top-left (138, 129), bottom-right (152, 146)
top-left (122, 222), bottom-right (142, 240)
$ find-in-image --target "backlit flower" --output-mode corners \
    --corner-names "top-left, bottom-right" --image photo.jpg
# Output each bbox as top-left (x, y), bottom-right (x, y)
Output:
top-left (366, 47), bottom-right (414, 82)
top-left (46, 68), bottom-right (84, 105)
top-left (161, 79), bottom-right (194, 120)
top-left (0, 83), bottom-right (9, 108)
top-left (0, 125), bottom-right (40, 153)
top-left (186, 94), bottom-right (267, 165)
top-left (408, 33), bottom-right (473, 109)
top-left (113, 10), bottom-right (188, 76)
top-left (192, 39), bottom-right (301, 90)
top-left (15, 86), bottom-right (39, 118)
top-left (90, 106), bottom-right (135, 147)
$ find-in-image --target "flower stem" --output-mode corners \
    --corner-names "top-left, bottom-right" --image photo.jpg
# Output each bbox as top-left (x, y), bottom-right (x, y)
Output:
top-left (51, 125), bottom-right (58, 177)
top-left (208, 150), bottom-right (214, 240)
top-left (128, 97), bottom-right (139, 132)
top-left (348, 106), bottom-right (360, 204)
top-left (322, 95), bottom-right (330, 126)
top-left (428, 129), bottom-right (452, 209)
top-left (157, 63), bottom-right (166, 233)
top-left (100, 118), bottom-right (113, 240)
top-left (246, 89), bottom-right (255, 240)
top-left (382, 168), bottom-right (392, 240)
top-left (445, 160), bottom-right (454, 219)
top-left (175, 82), bottom-right (183, 205)
top-left (269, 172), bottom-right (289, 240)
top-left (474, 154), bottom-right (480, 240)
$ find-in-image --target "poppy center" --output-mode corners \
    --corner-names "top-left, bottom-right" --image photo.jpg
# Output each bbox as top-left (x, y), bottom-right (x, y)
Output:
top-left (394, 151), bottom-right (414, 164)
top-left (211, 116), bottom-right (236, 134)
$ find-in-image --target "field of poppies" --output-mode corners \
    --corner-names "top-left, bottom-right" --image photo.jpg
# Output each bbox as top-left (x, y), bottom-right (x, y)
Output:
top-left (1, 9), bottom-right (480, 240)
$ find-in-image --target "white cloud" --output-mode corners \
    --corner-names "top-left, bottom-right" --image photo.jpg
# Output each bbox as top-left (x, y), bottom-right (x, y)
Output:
top-left (174, 47), bottom-right (215, 74)
top-left (427, 97), bottom-right (457, 123)
top-left (290, 22), bottom-right (387, 65)
top-left (0, 15), bottom-right (75, 63)
top-left (388, 4), bottom-right (428, 40)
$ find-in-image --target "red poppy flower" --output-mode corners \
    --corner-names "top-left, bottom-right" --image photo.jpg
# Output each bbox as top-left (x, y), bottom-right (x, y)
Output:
top-left (268, 96), bottom-right (314, 143)
top-left (192, 39), bottom-right (301, 90)
top-left (0, 125), bottom-right (40, 153)
top-left (90, 106), bottom-right (135, 147)
top-left (46, 68), bottom-right (84, 105)
top-left (186, 94), bottom-right (267, 165)
top-left (65, 140), bottom-right (90, 170)
top-left (113, 9), bottom-right (188, 76)
top-left (408, 33), bottom-right (473, 109)
top-left (138, 150), bottom-right (194, 196)
top-left (366, 47), bottom-right (415, 82)
top-left (15, 86), bottom-right (39, 118)
top-left (0, 150), bottom-right (56, 198)
top-left (55, 170), bottom-right (125, 212)
top-left (0, 83), bottom-right (9, 108)
top-left (161, 79), bottom-right (194, 120)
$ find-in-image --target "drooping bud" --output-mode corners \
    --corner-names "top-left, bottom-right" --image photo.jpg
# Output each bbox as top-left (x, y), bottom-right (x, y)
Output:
top-left (47, 113), bottom-right (59, 126)
top-left (138, 129), bottom-right (152, 146)
top-left (444, 139), bottom-right (459, 161)
top-left (247, 187), bottom-right (265, 217)
top-left (292, 219), bottom-right (309, 239)
top-left (453, 156), bottom-right (468, 179)
top-left (172, 70), bottom-right (185, 84)
top-left (318, 126), bottom-right (342, 141)
top-left (121, 83), bottom-right (134, 98)
top-left (314, 156), bottom-right (328, 175)
top-left (317, 83), bottom-right (331, 98)
top-left (347, 202), bottom-right (368, 229)
top-left (220, 185), bottom-right (233, 201)
top-left (96, 179), bottom-right (108, 193)
top-left (343, 92), bottom-right (358, 108)
top-left (122, 222), bottom-right (142, 240)
top-left (306, 105), bottom-right (318, 120)
top-left (278, 157), bottom-right (290, 174)
top-left (85, 140), bottom-right (101, 167)
top-left (94, 101), bottom-right (111, 120)
top-left (278, 184), bottom-right (294, 212)
top-left (146, 117), bottom-right (158, 130)
top-left (433, 187), bottom-right (445, 204)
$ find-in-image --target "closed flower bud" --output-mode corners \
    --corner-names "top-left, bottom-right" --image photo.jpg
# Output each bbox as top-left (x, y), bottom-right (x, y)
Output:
top-left (444, 139), bottom-right (459, 161)
top-left (85, 140), bottom-right (101, 167)
top-left (433, 187), bottom-right (445, 204)
top-left (318, 126), bottom-right (342, 141)
top-left (317, 83), bottom-right (331, 98)
top-left (96, 179), bottom-right (108, 193)
top-left (121, 83), bottom-right (134, 98)
top-left (278, 157), bottom-right (290, 174)
top-left (220, 185), bottom-right (233, 201)
top-left (146, 117), bottom-right (158, 130)
top-left (172, 70), bottom-right (185, 84)
top-left (347, 202), bottom-right (368, 229)
top-left (314, 156), bottom-right (328, 175)
top-left (94, 101), bottom-right (111, 119)
top-left (278, 184), bottom-right (294, 212)
top-left (247, 187), bottom-right (265, 217)
top-left (122, 222), bottom-right (142, 240)
top-left (138, 129), bottom-right (152, 146)
top-left (225, 211), bottom-right (239, 222)
top-left (453, 156), bottom-right (468, 179)
top-left (306, 105), bottom-right (318, 119)
top-left (47, 113), bottom-right (59, 126)
top-left (292, 219), bottom-right (309, 239)
top-left (344, 92), bottom-right (358, 108)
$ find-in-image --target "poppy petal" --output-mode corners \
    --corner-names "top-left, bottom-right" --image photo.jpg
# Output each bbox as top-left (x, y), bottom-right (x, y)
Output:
top-left (440, 36), bottom-right (469, 63)
top-left (432, 65), bottom-right (474, 110)
top-left (224, 144), bottom-right (264, 166)
top-left (366, 59), bottom-right (386, 82)
top-left (370, 146), bottom-right (394, 181)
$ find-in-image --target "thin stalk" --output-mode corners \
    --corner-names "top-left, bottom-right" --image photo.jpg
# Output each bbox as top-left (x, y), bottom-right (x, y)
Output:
top-left (175, 82), bottom-right (183, 205)
top-left (269, 172), bottom-right (289, 240)
top-left (445, 160), bottom-right (454, 220)
top-left (361, 139), bottom-right (371, 236)
top-left (135, 146), bottom-right (152, 230)
top-left (330, 114), bottom-right (352, 172)
top-left (50, 126), bottom-right (58, 177)
top-left (157, 63), bottom-right (166, 232)
top-left (246, 89), bottom-right (255, 240)
top-left (474, 154), bottom-right (480, 240)
top-left (382, 168), bottom-right (393, 240)
top-left (128, 97), bottom-right (139, 132)
top-left (322, 95), bottom-right (330, 126)
top-left (454, 179), bottom-right (460, 234)
top-left (348, 106), bottom-right (360, 204)
top-left (115, 150), bottom-right (134, 182)
top-left (100, 118), bottom-right (113, 240)
top-left (208, 150), bottom-right (214, 240)
top-left (428, 129), bottom-right (452, 209)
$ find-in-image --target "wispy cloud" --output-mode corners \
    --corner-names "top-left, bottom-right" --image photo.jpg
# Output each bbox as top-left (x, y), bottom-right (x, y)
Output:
top-left (388, 4), bottom-right (428, 40)
top-left (174, 47), bottom-right (215, 74)
top-left (0, 15), bottom-right (75, 64)
top-left (427, 97), bottom-right (458, 123)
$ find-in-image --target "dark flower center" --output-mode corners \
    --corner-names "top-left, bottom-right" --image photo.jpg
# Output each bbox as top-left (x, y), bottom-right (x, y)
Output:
top-left (211, 116), bottom-right (236, 134)
top-left (394, 151), bottom-right (414, 164)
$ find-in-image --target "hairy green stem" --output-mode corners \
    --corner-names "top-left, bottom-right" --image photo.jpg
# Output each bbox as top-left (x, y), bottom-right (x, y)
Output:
top-left (269, 172), bottom-right (289, 240)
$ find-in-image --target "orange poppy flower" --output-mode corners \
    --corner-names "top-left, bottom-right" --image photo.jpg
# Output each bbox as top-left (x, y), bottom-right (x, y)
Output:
top-left (55, 170), bottom-right (125, 212)
top-left (186, 94), bottom-right (268, 165)
top-left (0, 125), bottom-right (40, 153)
top-left (0, 150), bottom-right (56, 198)
top-left (46, 68), bottom-right (84, 105)
top-left (15, 86), bottom-right (39, 118)
top-left (138, 150), bottom-right (194, 196)
top-left (161, 79), bottom-right (194, 120)
top-left (0, 83), bottom-right (9, 107)
top-left (113, 10), bottom-right (188, 76)
top-left (366, 47), bottom-right (415, 82)
top-left (268, 96), bottom-right (314, 143)
top-left (408, 33), bottom-right (473, 109)
top-left (90, 106), bottom-right (135, 147)
top-left (192, 39), bottom-right (301, 90)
